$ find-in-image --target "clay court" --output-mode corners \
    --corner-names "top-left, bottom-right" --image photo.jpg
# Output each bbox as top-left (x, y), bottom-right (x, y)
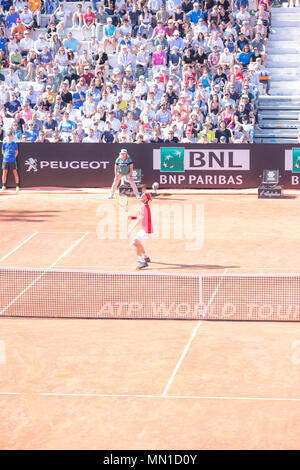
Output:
top-left (1, 189), bottom-right (300, 450)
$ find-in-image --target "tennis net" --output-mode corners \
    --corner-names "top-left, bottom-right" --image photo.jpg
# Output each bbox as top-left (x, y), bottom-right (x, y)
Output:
top-left (0, 268), bottom-right (300, 321)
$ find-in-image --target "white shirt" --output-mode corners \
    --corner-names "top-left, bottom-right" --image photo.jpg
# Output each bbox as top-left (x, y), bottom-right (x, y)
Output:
top-left (5, 73), bottom-right (20, 89)
top-left (7, 40), bottom-right (18, 54)
top-left (167, 0), bottom-right (182, 10)
top-left (82, 135), bottom-right (99, 142)
top-left (19, 37), bottom-right (35, 52)
top-left (135, 82), bottom-right (148, 96)
top-left (194, 24), bottom-right (208, 36)
top-left (83, 100), bottom-right (96, 116)
top-left (219, 51), bottom-right (234, 65)
top-left (209, 37), bottom-right (224, 51)
top-left (236, 11), bottom-right (251, 23)
top-left (20, 10), bottom-right (33, 25)
top-left (223, 27), bottom-right (238, 41)
top-left (23, 90), bottom-right (38, 105)
top-left (34, 39), bottom-right (49, 53)
top-left (55, 8), bottom-right (69, 24)
top-left (14, 0), bottom-right (27, 12)
top-left (148, 0), bottom-right (162, 11)
top-left (108, 117), bottom-right (121, 132)
top-left (117, 50), bottom-right (134, 68)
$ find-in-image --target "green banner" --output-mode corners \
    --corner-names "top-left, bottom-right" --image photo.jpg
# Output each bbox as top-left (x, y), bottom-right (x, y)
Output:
top-left (292, 148), bottom-right (300, 173)
top-left (160, 148), bottom-right (184, 172)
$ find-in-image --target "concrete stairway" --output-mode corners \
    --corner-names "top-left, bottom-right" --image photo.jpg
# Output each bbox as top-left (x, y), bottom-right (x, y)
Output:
top-left (255, 5), bottom-right (300, 143)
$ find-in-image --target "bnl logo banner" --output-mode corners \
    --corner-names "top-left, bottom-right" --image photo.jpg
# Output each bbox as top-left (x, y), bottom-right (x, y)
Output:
top-left (154, 148), bottom-right (250, 171)
top-left (153, 148), bottom-right (250, 186)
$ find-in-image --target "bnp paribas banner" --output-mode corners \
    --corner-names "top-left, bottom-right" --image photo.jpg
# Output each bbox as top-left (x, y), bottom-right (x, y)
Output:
top-left (152, 147), bottom-right (256, 188)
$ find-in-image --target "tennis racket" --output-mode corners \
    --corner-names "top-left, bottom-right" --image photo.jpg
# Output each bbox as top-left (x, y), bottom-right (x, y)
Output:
top-left (116, 193), bottom-right (128, 212)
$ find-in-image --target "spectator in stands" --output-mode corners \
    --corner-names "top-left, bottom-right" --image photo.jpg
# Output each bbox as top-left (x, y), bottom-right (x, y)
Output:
top-left (82, 5), bottom-right (96, 41)
top-left (5, 5), bottom-right (19, 32)
top-left (138, 6), bottom-right (152, 39)
top-left (20, 4), bottom-right (34, 34)
top-left (28, 0), bottom-right (41, 29)
top-left (72, 3), bottom-right (84, 31)
top-left (44, 0), bottom-right (59, 15)
top-left (0, 0), bottom-right (270, 145)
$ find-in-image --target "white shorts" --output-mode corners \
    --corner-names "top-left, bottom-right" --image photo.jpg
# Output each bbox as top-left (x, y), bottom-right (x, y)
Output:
top-left (133, 229), bottom-right (151, 243)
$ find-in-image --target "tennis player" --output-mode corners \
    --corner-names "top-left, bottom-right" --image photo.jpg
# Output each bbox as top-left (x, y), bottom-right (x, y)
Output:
top-left (108, 148), bottom-right (140, 199)
top-left (128, 192), bottom-right (153, 270)
top-left (1, 131), bottom-right (20, 192)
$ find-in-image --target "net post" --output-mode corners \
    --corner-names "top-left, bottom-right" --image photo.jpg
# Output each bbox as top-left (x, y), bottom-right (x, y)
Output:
top-left (198, 275), bottom-right (204, 319)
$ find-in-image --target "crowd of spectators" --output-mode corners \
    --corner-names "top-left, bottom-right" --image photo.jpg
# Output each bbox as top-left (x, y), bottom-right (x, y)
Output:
top-left (0, 0), bottom-right (272, 144)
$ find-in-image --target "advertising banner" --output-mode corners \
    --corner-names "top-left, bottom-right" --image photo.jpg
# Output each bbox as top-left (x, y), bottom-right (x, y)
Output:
top-left (4, 143), bottom-right (300, 190)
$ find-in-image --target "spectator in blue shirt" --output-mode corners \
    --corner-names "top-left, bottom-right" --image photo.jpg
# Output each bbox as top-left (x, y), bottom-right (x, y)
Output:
top-left (72, 83), bottom-right (86, 109)
top-left (237, 44), bottom-right (254, 67)
top-left (235, 0), bottom-right (249, 11)
top-left (0, 30), bottom-right (7, 65)
top-left (63, 31), bottom-right (81, 53)
top-left (187, 3), bottom-right (202, 25)
top-left (5, 4), bottom-right (19, 30)
top-left (102, 122), bottom-right (115, 143)
top-left (25, 122), bottom-right (39, 142)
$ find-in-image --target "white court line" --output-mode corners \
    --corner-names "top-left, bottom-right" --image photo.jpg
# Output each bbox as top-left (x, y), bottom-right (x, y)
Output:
top-left (0, 232), bottom-right (89, 316)
top-left (39, 231), bottom-right (93, 234)
top-left (0, 232), bottom-right (38, 264)
top-left (161, 269), bottom-right (228, 397)
top-left (1, 391), bottom-right (300, 402)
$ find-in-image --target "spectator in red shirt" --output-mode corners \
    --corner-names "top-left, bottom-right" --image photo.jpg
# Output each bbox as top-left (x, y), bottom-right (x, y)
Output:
top-left (80, 65), bottom-right (95, 86)
top-left (82, 6), bottom-right (96, 40)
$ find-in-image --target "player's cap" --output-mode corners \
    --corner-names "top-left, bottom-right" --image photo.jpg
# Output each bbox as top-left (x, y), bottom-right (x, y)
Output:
top-left (257, 19), bottom-right (263, 24)
top-left (202, 122), bottom-right (210, 127)
top-left (7, 130), bottom-right (13, 135)
top-left (120, 148), bottom-right (128, 153)
top-left (107, 17), bottom-right (112, 22)
top-left (220, 136), bottom-right (226, 141)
